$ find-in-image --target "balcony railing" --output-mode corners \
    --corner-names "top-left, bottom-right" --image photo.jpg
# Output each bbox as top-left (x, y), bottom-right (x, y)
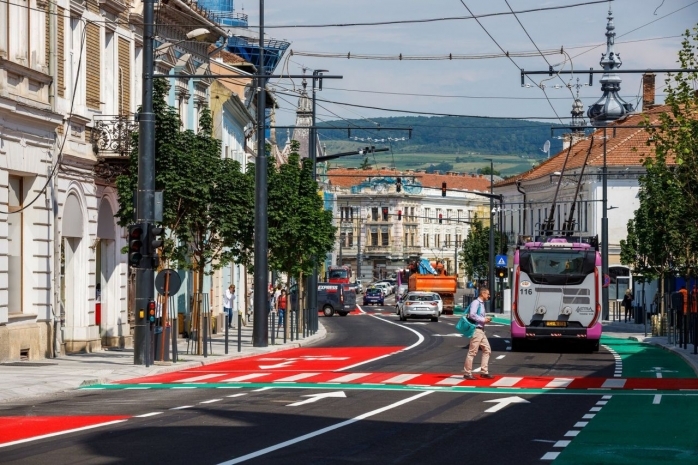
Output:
top-left (92, 114), bottom-right (137, 180)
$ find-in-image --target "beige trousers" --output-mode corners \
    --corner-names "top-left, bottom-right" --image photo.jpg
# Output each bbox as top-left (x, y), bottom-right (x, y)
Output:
top-left (464, 328), bottom-right (492, 375)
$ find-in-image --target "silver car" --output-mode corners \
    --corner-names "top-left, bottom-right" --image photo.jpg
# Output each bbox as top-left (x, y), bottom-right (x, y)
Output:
top-left (432, 293), bottom-right (443, 315)
top-left (399, 292), bottom-right (440, 322)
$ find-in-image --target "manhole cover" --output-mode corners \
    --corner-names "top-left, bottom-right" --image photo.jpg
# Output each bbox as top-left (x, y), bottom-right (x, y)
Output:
top-left (1, 362), bottom-right (59, 367)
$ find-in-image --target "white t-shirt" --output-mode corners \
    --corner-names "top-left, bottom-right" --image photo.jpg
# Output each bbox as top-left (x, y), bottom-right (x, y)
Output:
top-left (224, 289), bottom-right (235, 308)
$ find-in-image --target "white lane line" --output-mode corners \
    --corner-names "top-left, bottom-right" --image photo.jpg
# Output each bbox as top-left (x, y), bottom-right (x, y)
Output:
top-left (382, 374), bottom-right (420, 384)
top-left (274, 373), bottom-right (320, 383)
top-left (493, 334), bottom-right (501, 338)
top-left (564, 430), bottom-right (580, 437)
top-left (596, 401), bottom-right (608, 406)
top-left (589, 407), bottom-right (602, 412)
top-left (125, 387), bottom-right (150, 390)
top-left (355, 305), bottom-right (366, 314)
top-left (656, 373), bottom-right (663, 379)
top-left (177, 373), bottom-right (223, 383)
top-left (0, 420), bottom-right (128, 449)
top-left (653, 394), bottom-right (662, 405)
top-left (436, 375), bottom-right (464, 386)
top-left (541, 452), bottom-right (560, 461)
top-left (545, 378), bottom-right (574, 389)
top-left (491, 377), bottom-right (522, 387)
top-left (253, 387), bottom-right (274, 392)
top-left (200, 399), bottom-right (223, 404)
top-left (602, 395), bottom-right (612, 400)
top-left (221, 374), bottom-right (268, 383)
top-left (227, 393), bottom-right (247, 398)
top-left (135, 412), bottom-right (163, 418)
top-left (582, 414), bottom-right (596, 419)
top-left (338, 315), bottom-right (425, 371)
top-left (170, 405), bottom-right (193, 410)
top-left (327, 373), bottom-right (372, 383)
top-left (574, 422), bottom-right (588, 428)
top-left (172, 386), bottom-right (196, 389)
top-left (216, 391), bottom-right (434, 465)
top-left (554, 440), bottom-right (571, 447)
top-left (601, 379), bottom-right (626, 389)
top-left (496, 355), bottom-right (506, 360)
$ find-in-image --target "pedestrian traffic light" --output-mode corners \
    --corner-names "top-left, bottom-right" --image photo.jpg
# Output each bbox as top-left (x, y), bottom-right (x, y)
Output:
top-left (441, 182), bottom-right (447, 197)
top-left (128, 224), bottom-right (145, 267)
top-left (396, 177), bottom-right (402, 193)
top-left (397, 210), bottom-right (402, 221)
top-left (147, 300), bottom-right (156, 323)
top-left (439, 214), bottom-right (443, 224)
top-left (496, 267), bottom-right (507, 279)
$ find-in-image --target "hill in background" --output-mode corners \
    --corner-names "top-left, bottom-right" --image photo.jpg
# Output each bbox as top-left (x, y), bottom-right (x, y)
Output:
top-left (279, 115), bottom-right (564, 177)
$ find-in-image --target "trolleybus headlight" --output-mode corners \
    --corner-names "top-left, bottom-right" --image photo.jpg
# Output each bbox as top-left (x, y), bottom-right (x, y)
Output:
top-left (561, 306), bottom-right (572, 315)
top-left (535, 306), bottom-right (547, 315)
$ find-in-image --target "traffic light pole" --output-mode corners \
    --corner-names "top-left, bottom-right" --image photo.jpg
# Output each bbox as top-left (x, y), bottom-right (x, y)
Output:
top-left (133, 0), bottom-right (157, 365)
top-left (488, 159), bottom-right (496, 312)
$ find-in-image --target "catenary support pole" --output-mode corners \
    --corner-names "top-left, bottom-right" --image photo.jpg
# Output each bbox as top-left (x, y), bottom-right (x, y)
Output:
top-left (134, 0), bottom-right (156, 365)
top-left (488, 159), bottom-right (495, 312)
top-left (602, 127), bottom-right (609, 321)
top-left (253, 0), bottom-right (269, 347)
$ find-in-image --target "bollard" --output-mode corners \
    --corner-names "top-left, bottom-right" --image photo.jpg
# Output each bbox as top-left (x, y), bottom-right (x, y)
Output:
top-left (145, 322), bottom-right (151, 368)
top-left (203, 315), bottom-right (208, 357)
top-left (172, 317), bottom-right (178, 363)
top-left (225, 314), bottom-right (229, 355)
top-left (296, 310), bottom-right (300, 341)
top-left (271, 311), bottom-right (276, 345)
top-left (290, 311), bottom-right (294, 342)
top-left (238, 311), bottom-right (242, 352)
top-left (283, 310), bottom-right (287, 344)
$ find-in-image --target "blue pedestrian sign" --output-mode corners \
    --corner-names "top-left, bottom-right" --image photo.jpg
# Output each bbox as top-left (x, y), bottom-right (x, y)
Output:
top-left (495, 255), bottom-right (507, 267)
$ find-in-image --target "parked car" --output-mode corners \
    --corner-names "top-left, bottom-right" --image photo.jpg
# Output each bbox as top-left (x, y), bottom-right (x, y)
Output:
top-left (373, 282), bottom-right (391, 297)
top-left (396, 284), bottom-right (409, 299)
top-left (355, 280), bottom-right (364, 294)
top-left (398, 292), bottom-right (440, 322)
top-left (375, 282), bottom-right (393, 295)
top-left (362, 288), bottom-right (384, 306)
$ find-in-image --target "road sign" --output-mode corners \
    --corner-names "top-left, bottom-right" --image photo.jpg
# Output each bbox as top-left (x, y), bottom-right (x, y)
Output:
top-left (495, 255), bottom-right (507, 267)
top-left (155, 269), bottom-right (182, 296)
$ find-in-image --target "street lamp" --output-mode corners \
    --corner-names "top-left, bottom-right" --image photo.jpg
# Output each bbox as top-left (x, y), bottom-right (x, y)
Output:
top-left (485, 158), bottom-right (495, 312)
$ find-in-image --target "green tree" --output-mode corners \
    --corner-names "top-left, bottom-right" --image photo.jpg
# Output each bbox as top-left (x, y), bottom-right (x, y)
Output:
top-left (479, 165), bottom-right (501, 176)
top-left (459, 217), bottom-right (507, 284)
top-left (268, 141), bottom-right (336, 333)
top-left (115, 79), bottom-right (250, 295)
top-left (359, 157), bottom-right (371, 170)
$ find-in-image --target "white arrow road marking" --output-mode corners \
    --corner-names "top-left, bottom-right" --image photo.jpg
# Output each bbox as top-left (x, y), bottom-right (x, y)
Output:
top-left (287, 391), bottom-right (347, 407)
top-left (483, 396), bottom-right (530, 413)
top-left (219, 391), bottom-right (433, 464)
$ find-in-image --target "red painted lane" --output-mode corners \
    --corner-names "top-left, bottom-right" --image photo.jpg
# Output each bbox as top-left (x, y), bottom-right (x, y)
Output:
top-left (121, 346), bottom-right (404, 384)
top-left (0, 416), bottom-right (129, 446)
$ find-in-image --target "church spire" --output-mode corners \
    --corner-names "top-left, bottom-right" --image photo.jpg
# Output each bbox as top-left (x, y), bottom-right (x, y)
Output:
top-left (587, 7), bottom-right (634, 126)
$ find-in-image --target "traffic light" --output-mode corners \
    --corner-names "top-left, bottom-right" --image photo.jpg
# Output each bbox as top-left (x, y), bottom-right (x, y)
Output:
top-left (441, 182), bottom-right (447, 197)
top-left (150, 224), bottom-right (165, 268)
top-left (496, 267), bottom-right (507, 279)
top-left (147, 300), bottom-right (156, 323)
top-left (128, 223), bottom-right (145, 267)
top-left (397, 210), bottom-right (402, 221)
top-left (439, 214), bottom-right (443, 224)
top-left (396, 177), bottom-right (402, 193)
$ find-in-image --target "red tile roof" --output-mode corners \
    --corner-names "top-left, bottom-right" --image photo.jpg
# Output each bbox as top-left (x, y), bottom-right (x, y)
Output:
top-left (495, 105), bottom-right (672, 187)
top-left (326, 168), bottom-right (492, 192)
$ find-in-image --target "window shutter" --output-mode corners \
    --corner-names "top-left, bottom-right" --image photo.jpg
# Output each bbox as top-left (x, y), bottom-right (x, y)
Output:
top-left (85, 22), bottom-right (101, 110)
top-left (118, 37), bottom-right (130, 114)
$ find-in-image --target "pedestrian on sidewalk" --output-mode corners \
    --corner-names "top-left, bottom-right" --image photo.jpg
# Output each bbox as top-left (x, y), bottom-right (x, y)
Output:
top-left (224, 284), bottom-right (236, 328)
top-left (622, 288), bottom-right (633, 322)
top-left (276, 289), bottom-right (288, 334)
top-left (463, 287), bottom-right (494, 380)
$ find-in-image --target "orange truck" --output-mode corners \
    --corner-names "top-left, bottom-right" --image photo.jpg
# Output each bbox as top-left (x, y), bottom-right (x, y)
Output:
top-left (407, 261), bottom-right (457, 314)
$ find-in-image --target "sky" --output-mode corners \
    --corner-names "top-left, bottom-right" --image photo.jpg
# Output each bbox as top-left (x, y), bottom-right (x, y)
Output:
top-left (238, 0), bottom-right (698, 146)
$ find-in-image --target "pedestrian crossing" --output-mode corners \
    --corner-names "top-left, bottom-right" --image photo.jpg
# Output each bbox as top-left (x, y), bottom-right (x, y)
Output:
top-left (109, 370), bottom-right (698, 391)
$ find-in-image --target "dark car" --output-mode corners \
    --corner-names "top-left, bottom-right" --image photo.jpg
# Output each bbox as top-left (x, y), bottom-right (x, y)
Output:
top-left (318, 283), bottom-right (356, 317)
top-left (363, 288), bottom-right (384, 306)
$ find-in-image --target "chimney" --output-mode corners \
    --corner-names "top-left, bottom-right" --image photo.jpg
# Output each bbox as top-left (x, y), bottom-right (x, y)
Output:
top-left (642, 73), bottom-right (655, 110)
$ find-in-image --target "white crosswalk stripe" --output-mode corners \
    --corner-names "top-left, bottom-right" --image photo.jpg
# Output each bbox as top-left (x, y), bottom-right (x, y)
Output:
top-left (327, 373), bottom-right (372, 383)
top-left (177, 373), bottom-right (223, 383)
top-left (221, 373), bottom-right (268, 383)
top-left (274, 373), bottom-right (320, 382)
top-left (382, 374), bottom-right (421, 384)
top-left (436, 375), bottom-right (464, 386)
top-left (491, 377), bottom-right (522, 387)
top-left (544, 378), bottom-right (574, 389)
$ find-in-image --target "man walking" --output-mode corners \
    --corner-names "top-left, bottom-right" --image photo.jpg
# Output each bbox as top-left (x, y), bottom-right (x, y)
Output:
top-left (224, 284), bottom-right (236, 329)
top-left (463, 287), bottom-right (494, 380)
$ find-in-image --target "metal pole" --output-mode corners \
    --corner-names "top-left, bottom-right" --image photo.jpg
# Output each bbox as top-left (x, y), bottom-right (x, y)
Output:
top-left (253, 0), bottom-right (269, 347)
top-left (339, 226), bottom-right (343, 265)
top-left (602, 127), bottom-right (609, 321)
top-left (488, 159), bottom-right (495, 312)
top-left (357, 208), bottom-right (362, 282)
top-left (237, 311), bottom-right (242, 352)
top-left (134, 0), bottom-right (156, 365)
top-left (224, 314), bottom-right (229, 354)
top-left (307, 71), bottom-right (320, 335)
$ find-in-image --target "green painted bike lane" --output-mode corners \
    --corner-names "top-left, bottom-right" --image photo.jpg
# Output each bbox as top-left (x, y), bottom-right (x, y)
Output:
top-left (555, 336), bottom-right (698, 464)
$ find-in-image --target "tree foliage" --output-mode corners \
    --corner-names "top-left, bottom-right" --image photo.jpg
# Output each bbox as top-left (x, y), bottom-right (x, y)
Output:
top-left (459, 217), bottom-right (507, 283)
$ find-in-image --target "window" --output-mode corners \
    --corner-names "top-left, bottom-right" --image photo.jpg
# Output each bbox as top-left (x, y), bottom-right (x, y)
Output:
top-left (404, 232), bottom-right (408, 245)
top-left (382, 207), bottom-right (389, 221)
top-left (371, 229), bottom-right (378, 246)
top-left (85, 22), bottom-right (101, 110)
top-left (435, 234), bottom-right (441, 248)
top-left (8, 176), bottom-right (24, 314)
top-left (410, 207), bottom-right (415, 221)
top-left (424, 234), bottom-right (429, 248)
top-left (348, 231), bottom-right (354, 247)
top-left (458, 209), bottom-right (463, 222)
top-left (381, 228), bottom-right (389, 246)
top-left (339, 232), bottom-right (346, 247)
top-left (424, 208), bottom-right (431, 223)
top-left (410, 232), bottom-right (415, 246)
top-left (445, 234), bottom-right (451, 248)
top-left (371, 207), bottom-right (379, 221)
top-left (447, 209), bottom-right (452, 224)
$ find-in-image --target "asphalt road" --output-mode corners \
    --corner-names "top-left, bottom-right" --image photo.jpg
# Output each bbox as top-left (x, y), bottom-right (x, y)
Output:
top-left (0, 299), bottom-right (635, 465)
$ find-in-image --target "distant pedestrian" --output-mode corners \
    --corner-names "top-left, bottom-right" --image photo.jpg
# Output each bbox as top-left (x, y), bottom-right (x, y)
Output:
top-left (463, 287), bottom-right (494, 380)
top-left (223, 285), bottom-right (236, 328)
top-left (277, 289), bottom-right (288, 333)
top-left (622, 289), bottom-right (633, 322)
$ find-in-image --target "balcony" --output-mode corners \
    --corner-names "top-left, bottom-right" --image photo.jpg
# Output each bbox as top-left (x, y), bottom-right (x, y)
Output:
top-left (91, 114), bottom-right (138, 180)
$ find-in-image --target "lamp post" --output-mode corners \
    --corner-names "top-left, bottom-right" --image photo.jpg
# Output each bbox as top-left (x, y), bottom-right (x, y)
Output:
top-left (252, 0), bottom-right (268, 346)
top-left (602, 127), bottom-right (609, 320)
top-left (308, 68), bottom-right (328, 334)
top-left (486, 159), bottom-right (495, 312)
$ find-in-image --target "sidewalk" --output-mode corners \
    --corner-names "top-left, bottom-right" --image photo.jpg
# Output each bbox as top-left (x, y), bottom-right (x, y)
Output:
top-left (0, 319), bottom-right (326, 404)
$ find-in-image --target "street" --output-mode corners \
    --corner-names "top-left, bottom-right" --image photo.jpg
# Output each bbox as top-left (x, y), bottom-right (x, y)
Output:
top-left (1, 299), bottom-right (697, 464)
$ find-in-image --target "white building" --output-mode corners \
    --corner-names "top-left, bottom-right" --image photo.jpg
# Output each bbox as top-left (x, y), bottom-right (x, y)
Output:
top-left (325, 168), bottom-right (493, 282)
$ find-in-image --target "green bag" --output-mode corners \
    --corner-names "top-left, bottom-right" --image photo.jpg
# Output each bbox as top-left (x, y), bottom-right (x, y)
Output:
top-left (456, 301), bottom-right (483, 338)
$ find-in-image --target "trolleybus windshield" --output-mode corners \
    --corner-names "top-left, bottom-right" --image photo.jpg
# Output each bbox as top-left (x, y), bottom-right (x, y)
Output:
top-left (519, 250), bottom-right (596, 285)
